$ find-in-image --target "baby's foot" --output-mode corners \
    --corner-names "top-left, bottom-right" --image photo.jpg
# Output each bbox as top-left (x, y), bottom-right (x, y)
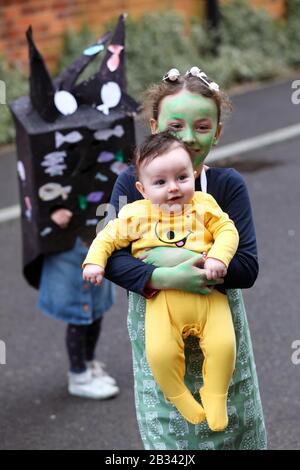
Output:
top-left (200, 388), bottom-right (228, 431)
top-left (168, 389), bottom-right (206, 424)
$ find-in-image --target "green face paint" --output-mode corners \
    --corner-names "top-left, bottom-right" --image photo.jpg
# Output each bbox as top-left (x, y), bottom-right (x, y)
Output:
top-left (157, 90), bottom-right (219, 171)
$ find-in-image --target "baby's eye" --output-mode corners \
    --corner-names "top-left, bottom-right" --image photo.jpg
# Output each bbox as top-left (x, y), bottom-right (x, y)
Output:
top-left (154, 179), bottom-right (165, 186)
top-left (178, 174), bottom-right (187, 181)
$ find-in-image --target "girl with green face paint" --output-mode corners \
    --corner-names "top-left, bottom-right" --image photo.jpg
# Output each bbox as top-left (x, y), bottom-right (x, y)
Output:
top-left (152, 90), bottom-right (222, 173)
top-left (106, 68), bottom-right (266, 449)
top-left (146, 70), bottom-right (229, 179)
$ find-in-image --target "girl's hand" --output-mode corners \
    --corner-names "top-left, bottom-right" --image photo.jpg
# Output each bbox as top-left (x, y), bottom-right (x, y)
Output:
top-left (83, 264), bottom-right (105, 286)
top-left (51, 208), bottom-right (73, 229)
top-left (150, 255), bottom-right (223, 295)
top-left (204, 258), bottom-right (227, 280)
top-left (139, 246), bottom-right (206, 268)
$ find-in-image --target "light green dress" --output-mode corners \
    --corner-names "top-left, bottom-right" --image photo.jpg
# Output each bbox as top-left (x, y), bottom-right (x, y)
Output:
top-left (128, 289), bottom-right (267, 450)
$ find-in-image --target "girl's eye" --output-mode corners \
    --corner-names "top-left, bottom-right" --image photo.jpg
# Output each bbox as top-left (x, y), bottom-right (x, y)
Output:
top-left (169, 123), bottom-right (182, 130)
top-left (196, 124), bottom-right (211, 132)
top-left (154, 179), bottom-right (165, 186)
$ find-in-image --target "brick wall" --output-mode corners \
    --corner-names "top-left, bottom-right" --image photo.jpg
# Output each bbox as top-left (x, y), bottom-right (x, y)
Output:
top-left (0, 0), bottom-right (286, 71)
top-left (0, 0), bottom-right (203, 69)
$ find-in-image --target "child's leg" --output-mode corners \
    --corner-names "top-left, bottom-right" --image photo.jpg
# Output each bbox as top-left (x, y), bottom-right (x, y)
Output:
top-left (146, 291), bottom-right (205, 425)
top-left (85, 318), bottom-right (117, 385)
top-left (86, 318), bottom-right (102, 362)
top-left (66, 323), bottom-right (119, 399)
top-left (199, 291), bottom-right (236, 431)
top-left (66, 323), bottom-right (87, 373)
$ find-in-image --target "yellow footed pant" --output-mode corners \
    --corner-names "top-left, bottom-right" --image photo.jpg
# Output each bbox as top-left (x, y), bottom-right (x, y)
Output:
top-left (145, 289), bottom-right (236, 431)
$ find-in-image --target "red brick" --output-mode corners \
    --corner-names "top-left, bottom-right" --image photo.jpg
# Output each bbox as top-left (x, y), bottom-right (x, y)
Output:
top-left (0, 0), bottom-right (286, 72)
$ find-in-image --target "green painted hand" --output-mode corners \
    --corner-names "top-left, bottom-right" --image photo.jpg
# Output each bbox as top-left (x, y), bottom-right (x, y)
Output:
top-left (150, 255), bottom-right (223, 295)
top-left (139, 246), bottom-right (205, 268)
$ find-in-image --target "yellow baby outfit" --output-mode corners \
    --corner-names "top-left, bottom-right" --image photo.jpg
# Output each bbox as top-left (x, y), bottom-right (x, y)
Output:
top-left (84, 192), bottom-right (239, 430)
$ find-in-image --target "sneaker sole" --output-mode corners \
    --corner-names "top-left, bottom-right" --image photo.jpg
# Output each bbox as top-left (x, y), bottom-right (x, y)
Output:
top-left (68, 386), bottom-right (119, 400)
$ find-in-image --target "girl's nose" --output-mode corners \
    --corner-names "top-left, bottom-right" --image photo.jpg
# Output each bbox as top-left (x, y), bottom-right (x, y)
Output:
top-left (181, 127), bottom-right (195, 144)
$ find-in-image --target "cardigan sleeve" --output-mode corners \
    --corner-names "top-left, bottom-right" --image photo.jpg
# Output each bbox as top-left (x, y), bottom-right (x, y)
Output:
top-left (217, 169), bottom-right (259, 290)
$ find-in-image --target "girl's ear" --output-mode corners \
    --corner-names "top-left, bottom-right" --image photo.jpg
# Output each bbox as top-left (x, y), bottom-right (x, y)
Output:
top-left (150, 118), bottom-right (158, 135)
top-left (214, 122), bottom-right (223, 145)
top-left (135, 181), bottom-right (147, 198)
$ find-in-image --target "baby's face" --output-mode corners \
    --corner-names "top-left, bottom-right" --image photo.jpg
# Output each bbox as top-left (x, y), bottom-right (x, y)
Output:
top-left (137, 144), bottom-right (195, 212)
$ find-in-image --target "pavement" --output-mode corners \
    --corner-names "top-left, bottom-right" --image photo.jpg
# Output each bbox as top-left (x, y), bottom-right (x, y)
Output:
top-left (1, 78), bottom-right (300, 450)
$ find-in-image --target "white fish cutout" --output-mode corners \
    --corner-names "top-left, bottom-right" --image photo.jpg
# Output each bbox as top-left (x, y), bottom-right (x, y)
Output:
top-left (54, 90), bottom-right (78, 116)
top-left (17, 161), bottom-right (26, 182)
top-left (96, 82), bottom-right (121, 115)
top-left (95, 172), bottom-right (108, 182)
top-left (40, 227), bottom-right (53, 237)
top-left (86, 219), bottom-right (99, 226)
top-left (39, 183), bottom-right (72, 201)
top-left (93, 125), bottom-right (124, 141)
top-left (41, 151), bottom-right (67, 177)
top-left (55, 131), bottom-right (83, 149)
top-left (44, 165), bottom-right (67, 177)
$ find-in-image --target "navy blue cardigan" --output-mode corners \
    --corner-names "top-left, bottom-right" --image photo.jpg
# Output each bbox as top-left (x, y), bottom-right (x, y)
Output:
top-left (105, 165), bottom-right (259, 296)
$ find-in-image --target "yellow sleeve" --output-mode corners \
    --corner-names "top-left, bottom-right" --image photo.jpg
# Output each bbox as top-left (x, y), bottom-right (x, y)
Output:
top-left (82, 201), bottom-right (144, 268)
top-left (199, 193), bottom-right (239, 267)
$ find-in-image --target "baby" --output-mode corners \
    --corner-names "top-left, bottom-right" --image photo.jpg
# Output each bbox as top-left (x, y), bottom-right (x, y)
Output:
top-left (83, 132), bottom-right (239, 430)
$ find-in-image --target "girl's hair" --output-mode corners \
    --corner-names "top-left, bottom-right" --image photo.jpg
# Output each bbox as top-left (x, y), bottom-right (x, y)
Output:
top-left (134, 131), bottom-right (192, 178)
top-left (143, 75), bottom-right (232, 123)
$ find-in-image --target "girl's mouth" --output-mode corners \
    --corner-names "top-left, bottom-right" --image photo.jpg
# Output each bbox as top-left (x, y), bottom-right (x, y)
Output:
top-left (189, 147), bottom-right (201, 154)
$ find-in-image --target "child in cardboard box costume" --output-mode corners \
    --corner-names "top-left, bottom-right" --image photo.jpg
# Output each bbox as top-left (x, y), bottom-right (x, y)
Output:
top-left (10, 14), bottom-right (141, 399)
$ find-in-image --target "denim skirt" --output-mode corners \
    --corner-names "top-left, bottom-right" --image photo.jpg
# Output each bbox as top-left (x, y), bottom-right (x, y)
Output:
top-left (38, 238), bottom-right (115, 325)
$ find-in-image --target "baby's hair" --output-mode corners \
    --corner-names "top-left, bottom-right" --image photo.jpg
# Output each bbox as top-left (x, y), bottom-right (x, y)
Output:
top-left (143, 75), bottom-right (232, 124)
top-left (134, 131), bottom-right (192, 178)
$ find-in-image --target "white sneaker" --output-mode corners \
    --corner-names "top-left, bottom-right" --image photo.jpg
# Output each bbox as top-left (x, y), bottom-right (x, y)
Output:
top-left (86, 360), bottom-right (117, 386)
top-left (68, 369), bottom-right (119, 399)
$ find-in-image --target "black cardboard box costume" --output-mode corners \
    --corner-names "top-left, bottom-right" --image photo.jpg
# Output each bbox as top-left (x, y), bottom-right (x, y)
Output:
top-left (9, 16), bottom-right (140, 393)
top-left (10, 15), bottom-right (141, 289)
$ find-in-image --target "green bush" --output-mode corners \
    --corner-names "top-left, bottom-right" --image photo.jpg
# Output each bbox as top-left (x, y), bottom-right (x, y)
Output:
top-left (57, 3), bottom-right (294, 99)
top-left (0, 58), bottom-right (27, 144)
top-left (125, 12), bottom-right (201, 98)
top-left (1, 1), bottom-right (300, 146)
top-left (286, 0), bottom-right (300, 66)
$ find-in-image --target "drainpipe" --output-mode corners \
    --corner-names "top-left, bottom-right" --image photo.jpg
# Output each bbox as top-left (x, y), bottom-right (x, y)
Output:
top-left (206, 0), bottom-right (221, 55)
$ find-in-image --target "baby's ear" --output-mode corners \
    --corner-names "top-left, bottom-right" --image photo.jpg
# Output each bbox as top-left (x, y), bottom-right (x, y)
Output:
top-left (135, 181), bottom-right (146, 198)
